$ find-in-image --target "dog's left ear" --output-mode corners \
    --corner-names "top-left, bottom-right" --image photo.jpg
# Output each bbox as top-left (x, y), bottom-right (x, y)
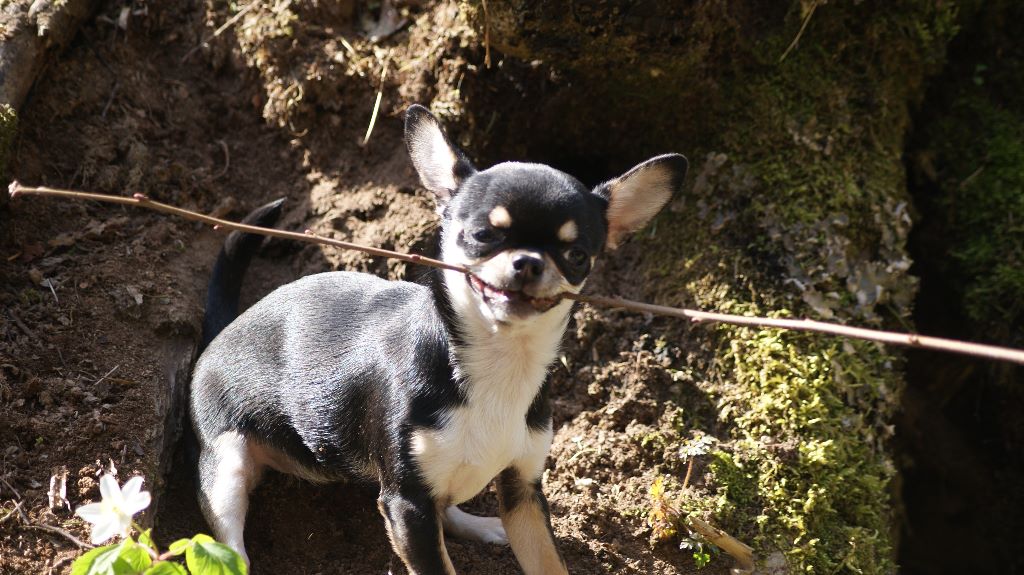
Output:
top-left (595, 153), bottom-right (688, 249)
top-left (404, 104), bottom-right (477, 210)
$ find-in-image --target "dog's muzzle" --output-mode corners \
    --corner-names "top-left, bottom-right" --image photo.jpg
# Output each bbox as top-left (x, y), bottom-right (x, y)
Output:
top-left (467, 274), bottom-right (561, 314)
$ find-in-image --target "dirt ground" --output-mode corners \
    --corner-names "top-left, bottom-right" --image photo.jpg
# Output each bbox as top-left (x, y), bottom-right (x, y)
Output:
top-left (0, 1), bottom-right (717, 573)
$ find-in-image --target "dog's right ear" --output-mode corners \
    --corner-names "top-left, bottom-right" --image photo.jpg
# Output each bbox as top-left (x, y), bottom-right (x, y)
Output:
top-left (595, 154), bottom-right (688, 249)
top-left (404, 105), bottom-right (476, 210)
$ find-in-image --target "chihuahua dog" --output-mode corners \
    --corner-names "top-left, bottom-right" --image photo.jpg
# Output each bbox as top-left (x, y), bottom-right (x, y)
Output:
top-left (190, 104), bottom-right (687, 574)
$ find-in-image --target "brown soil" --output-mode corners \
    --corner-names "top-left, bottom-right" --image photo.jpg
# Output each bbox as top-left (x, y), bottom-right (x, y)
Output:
top-left (0, 1), bottom-right (719, 573)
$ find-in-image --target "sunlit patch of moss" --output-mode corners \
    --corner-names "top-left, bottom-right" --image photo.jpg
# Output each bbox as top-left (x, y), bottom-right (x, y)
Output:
top-left (646, 13), bottom-right (954, 568)
top-left (636, 149), bottom-right (905, 573)
top-left (633, 73), bottom-right (913, 564)
top-left (707, 450), bottom-right (757, 518)
top-left (715, 321), bottom-right (899, 573)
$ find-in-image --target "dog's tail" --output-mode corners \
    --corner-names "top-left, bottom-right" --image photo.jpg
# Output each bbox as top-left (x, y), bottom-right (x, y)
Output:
top-left (200, 198), bottom-right (286, 351)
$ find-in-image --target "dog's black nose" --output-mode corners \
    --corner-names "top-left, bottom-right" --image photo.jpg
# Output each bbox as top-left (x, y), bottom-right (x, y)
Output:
top-left (512, 254), bottom-right (544, 282)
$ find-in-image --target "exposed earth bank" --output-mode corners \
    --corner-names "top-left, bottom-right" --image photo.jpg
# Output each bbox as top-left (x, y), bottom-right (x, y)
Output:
top-left (1, 1), bottom-right (1021, 575)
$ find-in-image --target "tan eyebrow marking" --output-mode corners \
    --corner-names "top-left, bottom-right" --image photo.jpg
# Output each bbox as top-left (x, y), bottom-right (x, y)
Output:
top-left (489, 206), bottom-right (512, 228)
top-left (558, 220), bottom-right (578, 242)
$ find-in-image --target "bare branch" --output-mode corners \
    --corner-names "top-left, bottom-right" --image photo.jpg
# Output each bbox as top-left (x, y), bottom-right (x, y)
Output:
top-left (571, 294), bottom-right (1024, 365)
top-left (26, 522), bottom-right (93, 550)
top-left (8, 497), bottom-right (92, 550)
top-left (9, 181), bottom-right (1024, 366)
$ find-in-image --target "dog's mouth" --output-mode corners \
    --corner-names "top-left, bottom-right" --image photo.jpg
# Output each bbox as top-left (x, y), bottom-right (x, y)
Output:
top-left (467, 275), bottom-right (561, 313)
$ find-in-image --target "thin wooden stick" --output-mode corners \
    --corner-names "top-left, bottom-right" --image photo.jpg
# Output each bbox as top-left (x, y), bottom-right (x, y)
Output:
top-left (26, 523), bottom-right (93, 550)
top-left (8, 183), bottom-right (466, 274)
top-left (481, 0), bottom-right (492, 68)
top-left (570, 294), bottom-right (1024, 365)
top-left (779, 1), bottom-right (818, 63)
top-left (363, 49), bottom-right (393, 145)
top-left (688, 516), bottom-right (754, 574)
top-left (9, 181), bottom-right (1024, 366)
top-left (10, 498), bottom-right (92, 550)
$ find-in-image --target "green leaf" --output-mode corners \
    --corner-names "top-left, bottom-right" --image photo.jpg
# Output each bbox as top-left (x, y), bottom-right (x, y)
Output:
top-left (120, 539), bottom-right (153, 572)
top-left (166, 539), bottom-right (192, 557)
top-left (142, 562), bottom-right (188, 575)
top-left (137, 529), bottom-right (155, 551)
top-left (71, 540), bottom-right (149, 575)
top-left (184, 534), bottom-right (247, 575)
top-left (71, 544), bottom-right (121, 575)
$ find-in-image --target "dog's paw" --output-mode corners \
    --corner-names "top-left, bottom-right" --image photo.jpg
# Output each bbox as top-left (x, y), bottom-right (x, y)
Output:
top-left (468, 516), bottom-right (509, 545)
top-left (443, 506), bottom-right (509, 545)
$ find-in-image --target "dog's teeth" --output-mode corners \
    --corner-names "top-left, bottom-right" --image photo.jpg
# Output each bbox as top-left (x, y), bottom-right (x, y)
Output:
top-left (486, 285), bottom-right (509, 301)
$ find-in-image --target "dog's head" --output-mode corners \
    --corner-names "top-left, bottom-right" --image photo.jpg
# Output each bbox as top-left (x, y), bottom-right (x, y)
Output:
top-left (404, 105), bottom-right (687, 326)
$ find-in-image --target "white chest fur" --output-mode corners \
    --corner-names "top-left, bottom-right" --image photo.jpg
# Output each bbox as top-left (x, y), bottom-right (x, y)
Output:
top-left (411, 270), bottom-right (571, 503)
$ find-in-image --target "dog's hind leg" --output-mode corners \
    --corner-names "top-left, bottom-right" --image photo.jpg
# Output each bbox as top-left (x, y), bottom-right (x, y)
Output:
top-left (442, 505), bottom-right (508, 545)
top-left (196, 431), bottom-right (264, 566)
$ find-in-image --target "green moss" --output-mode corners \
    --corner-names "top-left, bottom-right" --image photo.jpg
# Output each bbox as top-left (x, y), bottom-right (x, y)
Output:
top-left (464, 2), bottom-right (963, 573)
top-left (717, 325), bottom-right (898, 573)
top-left (643, 204), bottom-right (904, 574)
top-left (708, 450), bottom-right (758, 514)
top-left (626, 5), bottom-right (951, 572)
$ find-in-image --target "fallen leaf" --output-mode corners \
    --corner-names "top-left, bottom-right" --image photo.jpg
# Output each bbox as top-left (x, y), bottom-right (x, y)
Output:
top-left (125, 285), bottom-right (144, 306)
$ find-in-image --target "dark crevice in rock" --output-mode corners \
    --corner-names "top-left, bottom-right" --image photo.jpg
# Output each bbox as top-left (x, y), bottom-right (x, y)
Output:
top-left (899, 3), bottom-right (1024, 571)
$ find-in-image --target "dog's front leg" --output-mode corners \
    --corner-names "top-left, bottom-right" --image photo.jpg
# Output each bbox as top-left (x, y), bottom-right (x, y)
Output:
top-left (497, 466), bottom-right (568, 575)
top-left (378, 490), bottom-right (456, 575)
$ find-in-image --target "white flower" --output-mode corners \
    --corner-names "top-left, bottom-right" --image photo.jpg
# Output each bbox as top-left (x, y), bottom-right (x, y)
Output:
top-left (75, 475), bottom-right (151, 545)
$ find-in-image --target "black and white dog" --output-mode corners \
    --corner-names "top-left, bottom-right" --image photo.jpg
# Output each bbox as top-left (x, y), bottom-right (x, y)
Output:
top-left (190, 105), bottom-right (687, 574)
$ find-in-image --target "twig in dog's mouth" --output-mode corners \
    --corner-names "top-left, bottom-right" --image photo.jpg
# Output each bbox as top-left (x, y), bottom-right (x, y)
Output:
top-left (10, 182), bottom-right (1024, 366)
top-left (467, 274), bottom-right (560, 312)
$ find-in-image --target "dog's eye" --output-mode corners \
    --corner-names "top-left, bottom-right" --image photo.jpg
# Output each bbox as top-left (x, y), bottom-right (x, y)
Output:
top-left (472, 228), bottom-right (501, 244)
top-left (565, 247), bottom-right (588, 266)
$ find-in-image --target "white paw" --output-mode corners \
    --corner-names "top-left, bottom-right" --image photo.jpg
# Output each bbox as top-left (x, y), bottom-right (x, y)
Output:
top-left (443, 506), bottom-right (509, 545)
top-left (469, 515), bottom-right (508, 545)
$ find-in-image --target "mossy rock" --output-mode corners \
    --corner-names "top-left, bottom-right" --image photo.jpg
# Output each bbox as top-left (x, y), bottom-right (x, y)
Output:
top-left (462, 1), bottom-right (961, 572)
